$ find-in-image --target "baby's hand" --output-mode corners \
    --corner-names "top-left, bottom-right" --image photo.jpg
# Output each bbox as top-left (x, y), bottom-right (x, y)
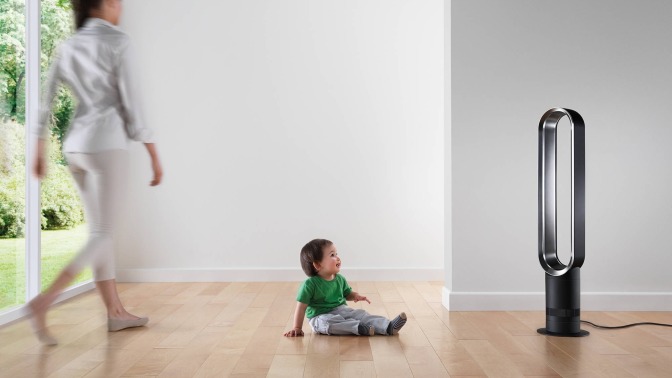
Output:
top-left (284, 328), bottom-right (304, 337)
top-left (353, 294), bottom-right (371, 304)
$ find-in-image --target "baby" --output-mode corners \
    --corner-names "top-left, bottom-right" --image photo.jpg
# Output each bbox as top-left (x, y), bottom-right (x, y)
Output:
top-left (284, 238), bottom-right (407, 337)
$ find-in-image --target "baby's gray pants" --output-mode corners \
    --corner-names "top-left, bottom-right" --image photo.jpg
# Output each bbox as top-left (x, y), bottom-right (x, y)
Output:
top-left (308, 305), bottom-right (390, 335)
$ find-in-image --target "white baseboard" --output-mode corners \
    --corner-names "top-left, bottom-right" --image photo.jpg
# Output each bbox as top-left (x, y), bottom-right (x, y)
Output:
top-left (116, 268), bottom-right (444, 282)
top-left (0, 281), bottom-right (95, 326)
top-left (442, 287), bottom-right (672, 311)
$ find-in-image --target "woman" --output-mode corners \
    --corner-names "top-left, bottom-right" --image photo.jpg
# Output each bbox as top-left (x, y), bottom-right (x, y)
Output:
top-left (30, 0), bottom-right (162, 345)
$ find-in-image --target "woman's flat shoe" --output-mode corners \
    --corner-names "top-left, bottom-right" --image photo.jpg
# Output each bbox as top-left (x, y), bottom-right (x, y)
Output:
top-left (108, 317), bottom-right (149, 332)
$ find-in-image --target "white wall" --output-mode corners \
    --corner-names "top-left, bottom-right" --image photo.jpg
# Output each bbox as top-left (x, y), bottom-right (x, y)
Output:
top-left (115, 0), bottom-right (444, 281)
top-left (448, 0), bottom-right (672, 310)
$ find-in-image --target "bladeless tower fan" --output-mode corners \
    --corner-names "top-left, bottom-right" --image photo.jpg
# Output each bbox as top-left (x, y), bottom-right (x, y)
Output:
top-left (537, 108), bottom-right (589, 337)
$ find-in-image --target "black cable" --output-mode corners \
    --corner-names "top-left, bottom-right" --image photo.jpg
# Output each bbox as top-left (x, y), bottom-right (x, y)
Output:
top-left (581, 320), bottom-right (672, 329)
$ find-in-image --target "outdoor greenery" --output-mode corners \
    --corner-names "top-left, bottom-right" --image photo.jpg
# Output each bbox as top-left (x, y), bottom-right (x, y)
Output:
top-left (0, 225), bottom-right (90, 310)
top-left (0, 120), bottom-right (25, 237)
top-left (1, 0), bottom-right (82, 238)
top-left (0, 0), bottom-right (27, 122)
top-left (0, 121), bottom-right (84, 238)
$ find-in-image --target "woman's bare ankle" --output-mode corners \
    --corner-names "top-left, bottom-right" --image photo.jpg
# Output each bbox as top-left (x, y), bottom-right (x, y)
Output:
top-left (107, 309), bottom-right (140, 320)
top-left (29, 295), bottom-right (49, 317)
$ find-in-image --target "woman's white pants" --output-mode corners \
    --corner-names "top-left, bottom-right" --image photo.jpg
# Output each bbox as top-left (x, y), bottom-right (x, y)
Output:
top-left (64, 150), bottom-right (127, 281)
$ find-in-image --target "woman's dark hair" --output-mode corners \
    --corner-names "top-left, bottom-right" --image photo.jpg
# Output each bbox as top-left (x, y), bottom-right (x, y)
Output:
top-left (300, 239), bottom-right (332, 277)
top-left (72, 0), bottom-right (105, 29)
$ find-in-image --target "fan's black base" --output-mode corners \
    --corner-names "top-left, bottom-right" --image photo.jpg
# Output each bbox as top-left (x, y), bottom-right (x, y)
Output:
top-left (537, 328), bottom-right (589, 337)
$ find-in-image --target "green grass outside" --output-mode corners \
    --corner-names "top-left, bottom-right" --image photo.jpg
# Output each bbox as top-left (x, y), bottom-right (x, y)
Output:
top-left (0, 225), bottom-right (91, 311)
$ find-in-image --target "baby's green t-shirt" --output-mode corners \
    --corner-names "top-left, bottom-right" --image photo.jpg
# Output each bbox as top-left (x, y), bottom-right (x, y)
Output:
top-left (297, 274), bottom-right (352, 318)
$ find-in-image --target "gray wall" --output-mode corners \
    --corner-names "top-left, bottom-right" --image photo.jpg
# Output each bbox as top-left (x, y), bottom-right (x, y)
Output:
top-left (448, 0), bottom-right (672, 309)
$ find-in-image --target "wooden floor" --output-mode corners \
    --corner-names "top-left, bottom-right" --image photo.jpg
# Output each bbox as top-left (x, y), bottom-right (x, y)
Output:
top-left (1, 282), bottom-right (671, 377)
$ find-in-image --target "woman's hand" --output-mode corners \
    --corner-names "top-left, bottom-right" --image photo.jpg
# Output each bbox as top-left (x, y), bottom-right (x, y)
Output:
top-left (284, 328), bottom-right (304, 337)
top-left (150, 156), bottom-right (162, 186)
top-left (144, 143), bottom-right (162, 186)
top-left (33, 139), bottom-right (47, 180)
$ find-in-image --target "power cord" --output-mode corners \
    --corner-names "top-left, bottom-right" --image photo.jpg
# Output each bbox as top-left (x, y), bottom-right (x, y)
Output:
top-left (581, 320), bottom-right (672, 329)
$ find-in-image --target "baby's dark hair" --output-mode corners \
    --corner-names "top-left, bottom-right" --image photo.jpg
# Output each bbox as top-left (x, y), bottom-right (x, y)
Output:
top-left (300, 239), bottom-right (332, 276)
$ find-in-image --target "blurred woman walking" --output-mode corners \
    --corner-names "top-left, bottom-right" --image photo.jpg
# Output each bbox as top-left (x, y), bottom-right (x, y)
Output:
top-left (30, 0), bottom-right (162, 345)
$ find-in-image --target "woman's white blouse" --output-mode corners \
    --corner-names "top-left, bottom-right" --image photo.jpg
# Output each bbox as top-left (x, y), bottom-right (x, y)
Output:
top-left (37, 18), bottom-right (154, 152)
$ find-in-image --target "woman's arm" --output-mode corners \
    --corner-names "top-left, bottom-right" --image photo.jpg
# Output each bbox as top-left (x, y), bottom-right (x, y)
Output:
top-left (118, 39), bottom-right (154, 144)
top-left (36, 52), bottom-right (62, 142)
top-left (284, 301), bottom-right (308, 337)
top-left (34, 51), bottom-right (62, 180)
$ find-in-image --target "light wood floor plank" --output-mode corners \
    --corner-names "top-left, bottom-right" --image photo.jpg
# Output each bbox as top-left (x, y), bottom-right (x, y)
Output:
top-left (156, 332), bottom-right (222, 378)
top-left (438, 309), bottom-right (488, 340)
top-left (249, 282), bottom-right (282, 308)
top-left (229, 352), bottom-right (275, 375)
top-left (243, 326), bottom-right (285, 355)
top-left (340, 360), bottom-right (376, 377)
top-left (121, 348), bottom-right (181, 376)
top-left (266, 354), bottom-right (306, 377)
top-left (413, 281), bottom-right (442, 304)
top-left (303, 353), bottom-right (340, 377)
top-left (354, 281), bottom-right (378, 295)
top-left (375, 282), bottom-right (404, 303)
top-left (83, 348), bottom-right (151, 378)
top-left (191, 353), bottom-right (240, 378)
top-left (461, 339), bottom-right (525, 378)
top-left (416, 314), bottom-right (459, 343)
top-left (369, 335), bottom-right (413, 377)
top-left (338, 336), bottom-right (373, 361)
top-left (403, 345), bottom-right (449, 377)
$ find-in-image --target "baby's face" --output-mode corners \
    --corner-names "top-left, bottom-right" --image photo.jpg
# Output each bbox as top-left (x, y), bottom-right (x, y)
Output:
top-left (317, 244), bottom-right (341, 277)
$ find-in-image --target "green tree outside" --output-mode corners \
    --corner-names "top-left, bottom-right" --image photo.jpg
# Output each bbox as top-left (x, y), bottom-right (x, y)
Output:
top-left (0, 0), bottom-right (27, 122)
